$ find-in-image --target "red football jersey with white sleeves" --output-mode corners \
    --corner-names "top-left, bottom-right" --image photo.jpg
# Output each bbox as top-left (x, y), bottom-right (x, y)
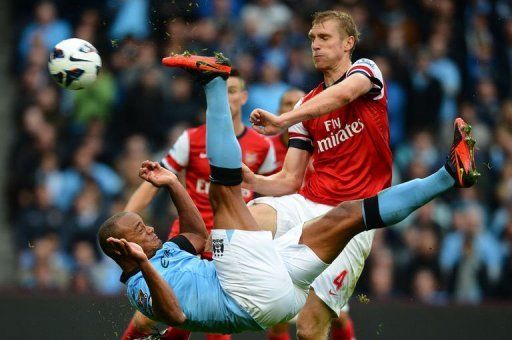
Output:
top-left (162, 125), bottom-right (276, 234)
top-left (288, 58), bottom-right (392, 206)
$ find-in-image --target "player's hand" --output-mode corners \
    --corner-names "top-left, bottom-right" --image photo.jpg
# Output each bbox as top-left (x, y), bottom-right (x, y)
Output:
top-left (139, 161), bottom-right (177, 187)
top-left (107, 237), bottom-right (148, 265)
top-left (241, 163), bottom-right (256, 190)
top-left (250, 109), bottom-right (284, 136)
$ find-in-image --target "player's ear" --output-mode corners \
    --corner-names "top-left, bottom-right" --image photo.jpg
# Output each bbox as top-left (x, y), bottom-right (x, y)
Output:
top-left (344, 36), bottom-right (355, 53)
top-left (241, 90), bottom-right (248, 105)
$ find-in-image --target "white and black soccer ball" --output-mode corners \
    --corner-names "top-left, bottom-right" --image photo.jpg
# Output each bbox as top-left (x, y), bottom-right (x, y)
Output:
top-left (48, 38), bottom-right (102, 90)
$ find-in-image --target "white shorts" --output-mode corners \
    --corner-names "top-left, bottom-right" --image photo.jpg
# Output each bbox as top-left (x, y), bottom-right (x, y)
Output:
top-left (249, 194), bottom-right (374, 316)
top-left (211, 228), bottom-right (328, 329)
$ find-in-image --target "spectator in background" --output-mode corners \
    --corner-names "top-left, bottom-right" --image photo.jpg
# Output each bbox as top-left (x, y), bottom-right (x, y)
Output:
top-left (241, 0), bottom-right (292, 42)
top-left (412, 268), bottom-right (447, 305)
top-left (115, 135), bottom-right (152, 201)
top-left (65, 179), bottom-right (108, 248)
top-left (475, 78), bottom-right (500, 128)
top-left (262, 30), bottom-right (289, 72)
top-left (465, 12), bottom-right (497, 86)
top-left (407, 49), bottom-right (442, 135)
top-left (500, 18), bottom-right (512, 97)
top-left (57, 141), bottom-right (122, 212)
top-left (196, 0), bottom-right (243, 26)
top-left (496, 160), bottom-right (512, 206)
top-left (427, 33), bottom-right (461, 141)
top-left (404, 224), bottom-right (442, 294)
top-left (120, 66), bottom-right (168, 146)
top-left (18, 233), bottom-right (71, 291)
top-left (18, 1), bottom-right (71, 65)
top-left (15, 183), bottom-right (65, 250)
top-left (284, 46), bottom-right (318, 90)
top-left (374, 54), bottom-right (406, 147)
top-left (492, 199), bottom-right (512, 239)
top-left (242, 61), bottom-right (289, 124)
top-left (189, 18), bottom-right (220, 53)
top-left (441, 203), bottom-right (502, 303)
top-left (70, 239), bottom-right (99, 293)
top-left (162, 18), bottom-right (191, 56)
top-left (498, 218), bottom-right (512, 298)
top-left (71, 68), bottom-right (116, 126)
top-left (165, 73), bottom-right (202, 127)
top-left (395, 130), bottom-right (441, 177)
top-left (496, 99), bottom-right (512, 161)
top-left (109, 0), bottom-right (150, 41)
top-left (368, 247), bottom-right (396, 301)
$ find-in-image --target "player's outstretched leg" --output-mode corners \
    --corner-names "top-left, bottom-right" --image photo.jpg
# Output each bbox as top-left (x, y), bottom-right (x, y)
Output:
top-left (162, 54), bottom-right (258, 231)
top-left (301, 117), bottom-right (479, 264)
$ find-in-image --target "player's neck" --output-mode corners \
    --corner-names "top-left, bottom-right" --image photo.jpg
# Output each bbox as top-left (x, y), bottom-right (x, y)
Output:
top-left (232, 113), bottom-right (245, 136)
top-left (119, 260), bottom-right (139, 276)
top-left (323, 58), bottom-right (352, 87)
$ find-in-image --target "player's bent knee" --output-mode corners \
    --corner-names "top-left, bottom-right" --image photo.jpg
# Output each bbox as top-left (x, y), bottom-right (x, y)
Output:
top-left (133, 310), bottom-right (156, 333)
top-left (332, 200), bottom-right (363, 228)
top-left (296, 320), bottom-right (330, 340)
top-left (208, 184), bottom-right (242, 210)
top-left (248, 204), bottom-right (277, 233)
top-left (296, 293), bottom-right (333, 340)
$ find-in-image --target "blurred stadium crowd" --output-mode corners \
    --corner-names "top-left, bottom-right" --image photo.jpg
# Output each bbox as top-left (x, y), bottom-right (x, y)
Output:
top-left (7, 0), bottom-right (512, 305)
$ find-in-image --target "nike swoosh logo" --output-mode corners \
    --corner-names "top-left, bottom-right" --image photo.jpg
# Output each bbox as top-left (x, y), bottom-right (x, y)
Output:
top-left (196, 60), bottom-right (219, 70)
top-left (199, 153), bottom-right (208, 158)
top-left (69, 56), bottom-right (91, 62)
top-left (329, 289), bottom-right (337, 296)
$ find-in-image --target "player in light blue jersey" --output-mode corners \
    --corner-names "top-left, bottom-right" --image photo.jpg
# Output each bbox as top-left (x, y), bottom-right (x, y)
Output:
top-left (98, 54), bottom-right (479, 334)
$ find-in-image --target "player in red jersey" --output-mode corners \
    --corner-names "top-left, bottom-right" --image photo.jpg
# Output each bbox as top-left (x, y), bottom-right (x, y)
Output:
top-left (121, 70), bottom-right (276, 340)
top-left (244, 10), bottom-right (391, 339)
top-left (268, 89), bottom-right (305, 174)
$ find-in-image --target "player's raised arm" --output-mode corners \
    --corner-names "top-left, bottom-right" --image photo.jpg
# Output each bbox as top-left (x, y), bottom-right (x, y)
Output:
top-left (243, 147), bottom-right (310, 196)
top-left (250, 73), bottom-right (372, 135)
top-left (139, 161), bottom-right (208, 250)
top-left (107, 237), bottom-right (186, 326)
top-left (124, 181), bottom-right (159, 213)
top-left (125, 130), bottom-right (189, 213)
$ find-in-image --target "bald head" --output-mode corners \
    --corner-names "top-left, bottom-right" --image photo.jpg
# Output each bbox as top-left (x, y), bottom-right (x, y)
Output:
top-left (279, 89), bottom-right (305, 115)
top-left (98, 211), bottom-right (162, 266)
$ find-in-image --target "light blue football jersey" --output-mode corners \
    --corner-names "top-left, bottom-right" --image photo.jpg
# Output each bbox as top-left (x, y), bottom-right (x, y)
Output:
top-left (124, 241), bottom-right (262, 333)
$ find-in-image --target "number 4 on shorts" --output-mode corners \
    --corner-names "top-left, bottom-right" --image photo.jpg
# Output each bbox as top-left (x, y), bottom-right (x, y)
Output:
top-left (333, 269), bottom-right (348, 291)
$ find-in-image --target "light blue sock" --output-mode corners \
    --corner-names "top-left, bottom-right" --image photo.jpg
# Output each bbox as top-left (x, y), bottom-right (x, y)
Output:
top-left (204, 77), bottom-right (241, 169)
top-left (364, 166), bottom-right (455, 227)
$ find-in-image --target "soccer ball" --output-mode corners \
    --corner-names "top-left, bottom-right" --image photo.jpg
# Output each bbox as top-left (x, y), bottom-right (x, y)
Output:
top-left (48, 38), bottom-right (102, 90)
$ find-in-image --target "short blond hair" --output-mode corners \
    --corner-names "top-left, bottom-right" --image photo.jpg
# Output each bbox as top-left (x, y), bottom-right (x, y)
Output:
top-left (312, 10), bottom-right (360, 54)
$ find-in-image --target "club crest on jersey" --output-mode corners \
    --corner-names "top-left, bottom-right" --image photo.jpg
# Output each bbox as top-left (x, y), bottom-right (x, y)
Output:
top-left (137, 289), bottom-right (149, 309)
top-left (212, 238), bottom-right (224, 256)
top-left (243, 152), bottom-right (258, 166)
top-left (318, 118), bottom-right (365, 152)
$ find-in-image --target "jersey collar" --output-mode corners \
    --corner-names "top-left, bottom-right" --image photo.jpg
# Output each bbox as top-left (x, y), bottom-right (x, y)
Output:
top-left (236, 126), bottom-right (247, 139)
top-left (322, 71), bottom-right (347, 90)
top-left (120, 268), bottom-right (141, 284)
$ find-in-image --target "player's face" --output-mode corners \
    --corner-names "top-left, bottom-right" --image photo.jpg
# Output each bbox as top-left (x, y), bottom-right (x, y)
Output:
top-left (278, 91), bottom-right (304, 115)
top-left (227, 76), bottom-right (248, 117)
top-left (117, 212), bottom-right (162, 257)
top-left (309, 19), bottom-right (353, 71)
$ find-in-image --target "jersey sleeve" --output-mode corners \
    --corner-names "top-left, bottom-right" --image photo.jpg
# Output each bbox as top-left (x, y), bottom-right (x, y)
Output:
top-left (161, 130), bottom-right (190, 173)
top-left (127, 278), bottom-right (155, 319)
top-left (288, 121), bottom-right (314, 153)
top-left (256, 139), bottom-right (277, 174)
top-left (346, 58), bottom-right (385, 100)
